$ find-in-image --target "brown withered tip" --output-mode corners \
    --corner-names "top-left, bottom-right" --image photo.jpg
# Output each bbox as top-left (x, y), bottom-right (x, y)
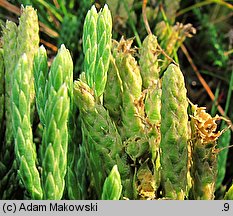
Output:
top-left (190, 104), bottom-right (225, 144)
top-left (112, 37), bottom-right (136, 54)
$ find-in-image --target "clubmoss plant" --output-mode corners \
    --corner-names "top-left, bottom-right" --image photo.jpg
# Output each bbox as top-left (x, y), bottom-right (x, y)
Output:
top-left (189, 104), bottom-right (223, 200)
top-left (0, 3), bottom-right (230, 200)
top-left (83, 5), bottom-right (112, 98)
top-left (0, 49), bottom-right (4, 137)
top-left (1, 6), bottom-right (39, 199)
top-left (2, 5), bottom-right (39, 158)
top-left (11, 54), bottom-right (42, 199)
top-left (2, 21), bottom-right (18, 162)
top-left (113, 38), bottom-right (144, 139)
top-left (38, 45), bottom-right (72, 200)
top-left (160, 64), bottom-right (189, 200)
top-left (74, 79), bottom-right (131, 199)
top-left (101, 165), bottom-right (122, 200)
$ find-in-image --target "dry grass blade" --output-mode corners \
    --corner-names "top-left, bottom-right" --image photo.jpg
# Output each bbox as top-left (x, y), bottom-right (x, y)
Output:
top-left (0, 0), bottom-right (20, 14)
top-left (142, 0), bottom-right (152, 35)
top-left (40, 39), bottom-right (58, 52)
top-left (181, 44), bottom-right (233, 131)
top-left (0, 0), bottom-right (59, 38)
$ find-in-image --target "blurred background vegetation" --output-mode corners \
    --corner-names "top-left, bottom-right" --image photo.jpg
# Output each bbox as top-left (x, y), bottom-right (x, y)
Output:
top-left (0, 0), bottom-right (232, 199)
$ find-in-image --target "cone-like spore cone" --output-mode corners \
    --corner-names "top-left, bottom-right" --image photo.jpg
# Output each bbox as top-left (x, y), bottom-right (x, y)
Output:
top-left (160, 64), bottom-right (189, 200)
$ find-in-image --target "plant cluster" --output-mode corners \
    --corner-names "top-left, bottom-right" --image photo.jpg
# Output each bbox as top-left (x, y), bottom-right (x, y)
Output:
top-left (0, 4), bottom-right (232, 200)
